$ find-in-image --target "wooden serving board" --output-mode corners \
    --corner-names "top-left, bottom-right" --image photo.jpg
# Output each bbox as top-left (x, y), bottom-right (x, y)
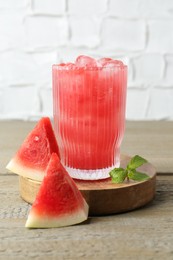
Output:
top-left (19, 155), bottom-right (156, 216)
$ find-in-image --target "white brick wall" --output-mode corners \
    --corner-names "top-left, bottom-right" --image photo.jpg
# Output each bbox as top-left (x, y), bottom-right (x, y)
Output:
top-left (126, 88), bottom-right (149, 120)
top-left (25, 16), bottom-right (69, 50)
top-left (101, 19), bottom-right (146, 51)
top-left (70, 17), bottom-right (100, 48)
top-left (109, 0), bottom-right (173, 18)
top-left (132, 54), bottom-right (165, 83)
top-left (0, 86), bottom-right (39, 119)
top-left (68, 0), bottom-right (107, 15)
top-left (165, 55), bottom-right (173, 85)
top-left (0, 0), bottom-right (173, 121)
top-left (0, 13), bottom-right (25, 51)
top-left (147, 20), bottom-right (173, 53)
top-left (147, 88), bottom-right (173, 119)
top-left (0, 0), bottom-right (30, 10)
top-left (32, 0), bottom-right (66, 15)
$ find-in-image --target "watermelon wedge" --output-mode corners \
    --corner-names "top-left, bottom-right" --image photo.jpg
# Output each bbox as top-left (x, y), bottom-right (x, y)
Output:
top-left (6, 117), bottom-right (60, 181)
top-left (25, 153), bottom-right (89, 228)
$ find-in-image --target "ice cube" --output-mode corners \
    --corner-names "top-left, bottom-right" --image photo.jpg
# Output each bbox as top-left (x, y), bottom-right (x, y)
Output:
top-left (97, 58), bottom-right (124, 67)
top-left (75, 55), bottom-right (97, 68)
top-left (65, 62), bottom-right (76, 70)
top-left (105, 60), bottom-right (124, 67)
top-left (97, 58), bottom-right (113, 67)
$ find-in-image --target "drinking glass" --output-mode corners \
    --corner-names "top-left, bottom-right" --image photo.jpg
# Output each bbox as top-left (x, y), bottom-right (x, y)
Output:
top-left (52, 58), bottom-right (127, 180)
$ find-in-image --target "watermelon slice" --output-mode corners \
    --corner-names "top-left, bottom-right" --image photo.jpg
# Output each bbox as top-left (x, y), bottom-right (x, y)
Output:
top-left (6, 117), bottom-right (60, 181)
top-left (25, 153), bottom-right (89, 228)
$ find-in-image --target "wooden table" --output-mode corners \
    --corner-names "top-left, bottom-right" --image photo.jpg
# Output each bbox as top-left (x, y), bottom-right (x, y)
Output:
top-left (0, 120), bottom-right (173, 259)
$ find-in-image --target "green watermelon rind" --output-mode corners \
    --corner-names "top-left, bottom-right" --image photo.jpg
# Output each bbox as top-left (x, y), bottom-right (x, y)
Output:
top-left (25, 199), bottom-right (88, 228)
top-left (6, 157), bottom-right (46, 181)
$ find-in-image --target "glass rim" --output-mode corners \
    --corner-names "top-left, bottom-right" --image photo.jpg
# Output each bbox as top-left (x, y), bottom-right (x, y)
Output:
top-left (52, 64), bottom-right (128, 71)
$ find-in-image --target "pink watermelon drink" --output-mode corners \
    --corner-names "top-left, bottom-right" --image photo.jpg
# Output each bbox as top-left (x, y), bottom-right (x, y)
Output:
top-left (52, 56), bottom-right (127, 180)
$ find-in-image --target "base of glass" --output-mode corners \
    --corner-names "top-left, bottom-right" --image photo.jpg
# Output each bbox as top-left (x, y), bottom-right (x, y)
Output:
top-left (64, 163), bottom-right (120, 180)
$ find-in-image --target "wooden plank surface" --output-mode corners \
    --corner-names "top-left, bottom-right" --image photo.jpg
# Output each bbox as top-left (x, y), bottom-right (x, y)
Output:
top-left (0, 120), bottom-right (173, 259)
top-left (0, 174), bottom-right (172, 259)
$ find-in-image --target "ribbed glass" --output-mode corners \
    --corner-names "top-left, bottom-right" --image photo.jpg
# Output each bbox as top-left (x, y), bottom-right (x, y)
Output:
top-left (52, 65), bottom-right (127, 180)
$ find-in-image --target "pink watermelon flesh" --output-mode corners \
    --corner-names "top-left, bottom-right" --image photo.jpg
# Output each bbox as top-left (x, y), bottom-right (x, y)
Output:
top-left (6, 117), bottom-right (60, 181)
top-left (25, 153), bottom-right (89, 228)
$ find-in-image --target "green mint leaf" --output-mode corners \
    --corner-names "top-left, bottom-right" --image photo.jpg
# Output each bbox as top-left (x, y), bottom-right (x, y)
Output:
top-left (109, 168), bottom-right (127, 183)
top-left (109, 155), bottom-right (150, 184)
top-left (128, 170), bottom-right (150, 181)
top-left (127, 155), bottom-right (148, 170)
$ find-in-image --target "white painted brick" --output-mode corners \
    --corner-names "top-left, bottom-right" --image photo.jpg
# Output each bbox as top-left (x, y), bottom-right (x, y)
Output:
top-left (126, 88), bottom-right (149, 120)
top-left (70, 17), bottom-right (100, 48)
top-left (109, 0), bottom-right (173, 18)
top-left (165, 55), bottom-right (173, 84)
top-left (32, 0), bottom-right (66, 15)
top-left (25, 16), bottom-right (68, 50)
top-left (32, 51), bottom-right (57, 66)
top-left (133, 54), bottom-right (165, 83)
top-left (0, 51), bottom-right (57, 87)
top-left (147, 88), bottom-right (173, 120)
top-left (0, 89), bottom-right (3, 114)
top-left (0, 13), bottom-right (25, 51)
top-left (147, 20), bottom-right (173, 53)
top-left (31, 51), bottom-right (57, 87)
top-left (1, 86), bottom-right (39, 119)
top-left (101, 19), bottom-right (146, 51)
top-left (68, 0), bottom-right (107, 15)
top-left (0, 52), bottom-right (37, 85)
top-left (0, 0), bottom-right (30, 9)
top-left (139, 0), bottom-right (173, 18)
top-left (109, 0), bottom-right (139, 18)
top-left (40, 88), bottom-right (53, 116)
top-left (0, 72), bottom-right (3, 83)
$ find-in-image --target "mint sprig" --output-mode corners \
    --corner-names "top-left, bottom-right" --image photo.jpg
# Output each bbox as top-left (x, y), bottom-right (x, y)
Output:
top-left (109, 155), bottom-right (150, 183)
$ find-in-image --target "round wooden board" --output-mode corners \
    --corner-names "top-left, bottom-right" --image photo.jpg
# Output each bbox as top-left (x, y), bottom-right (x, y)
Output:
top-left (19, 155), bottom-right (156, 216)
